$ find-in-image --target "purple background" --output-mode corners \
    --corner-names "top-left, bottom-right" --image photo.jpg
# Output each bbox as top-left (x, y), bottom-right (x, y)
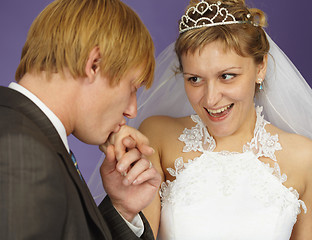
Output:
top-left (0, 0), bottom-right (311, 182)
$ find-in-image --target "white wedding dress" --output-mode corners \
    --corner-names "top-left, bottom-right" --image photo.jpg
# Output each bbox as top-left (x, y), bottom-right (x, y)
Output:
top-left (158, 106), bottom-right (307, 240)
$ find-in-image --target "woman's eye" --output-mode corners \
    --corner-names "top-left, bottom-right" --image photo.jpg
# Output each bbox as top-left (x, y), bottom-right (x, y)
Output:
top-left (188, 76), bottom-right (202, 83)
top-left (221, 73), bottom-right (235, 80)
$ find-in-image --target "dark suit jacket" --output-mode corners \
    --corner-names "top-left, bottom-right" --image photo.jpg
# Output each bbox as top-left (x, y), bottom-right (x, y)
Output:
top-left (0, 86), bottom-right (154, 240)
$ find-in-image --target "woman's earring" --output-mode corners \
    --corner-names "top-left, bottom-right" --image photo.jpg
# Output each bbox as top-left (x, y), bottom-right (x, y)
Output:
top-left (257, 78), bottom-right (263, 90)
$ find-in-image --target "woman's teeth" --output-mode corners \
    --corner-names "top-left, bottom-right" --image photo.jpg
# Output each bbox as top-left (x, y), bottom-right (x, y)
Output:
top-left (207, 104), bottom-right (232, 114)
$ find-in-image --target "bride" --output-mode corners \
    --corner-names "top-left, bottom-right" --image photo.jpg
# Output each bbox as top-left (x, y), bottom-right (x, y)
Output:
top-left (90, 0), bottom-right (312, 239)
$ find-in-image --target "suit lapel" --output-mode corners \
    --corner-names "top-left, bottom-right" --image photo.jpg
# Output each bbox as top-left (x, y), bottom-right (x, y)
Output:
top-left (0, 86), bottom-right (111, 239)
top-left (58, 149), bottom-right (112, 239)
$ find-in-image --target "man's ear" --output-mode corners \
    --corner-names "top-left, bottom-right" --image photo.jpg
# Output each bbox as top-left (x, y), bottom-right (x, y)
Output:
top-left (85, 46), bottom-right (101, 83)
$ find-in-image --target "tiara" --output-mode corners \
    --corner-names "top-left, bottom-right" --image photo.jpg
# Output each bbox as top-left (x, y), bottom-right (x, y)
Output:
top-left (179, 1), bottom-right (247, 33)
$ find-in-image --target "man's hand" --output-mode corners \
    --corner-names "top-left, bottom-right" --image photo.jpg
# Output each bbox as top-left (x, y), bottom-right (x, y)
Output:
top-left (99, 125), bottom-right (161, 222)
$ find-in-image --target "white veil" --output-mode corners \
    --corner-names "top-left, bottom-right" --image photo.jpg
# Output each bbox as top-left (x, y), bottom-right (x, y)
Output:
top-left (128, 33), bottom-right (312, 138)
top-left (88, 33), bottom-right (312, 203)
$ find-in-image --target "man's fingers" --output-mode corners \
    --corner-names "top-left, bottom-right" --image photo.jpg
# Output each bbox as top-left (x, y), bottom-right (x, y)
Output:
top-left (99, 132), bottom-right (116, 154)
top-left (99, 144), bottom-right (107, 153)
top-left (100, 145), bottom-right (116, 175)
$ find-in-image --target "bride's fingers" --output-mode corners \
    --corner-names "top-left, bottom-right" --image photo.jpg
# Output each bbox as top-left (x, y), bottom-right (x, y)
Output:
top-left (115, 126), bottom-right (154, 157)
top-left (116, 148), bottom-right (141, 174)
top-left (99, 126), bottom-right (155, 162)
top-left (132, 164), bottom-right (161, 187)
top-left (122, 158), bottom-right (156, 186)
top-left (136, 144), bottom-right (155, 158)
top-left (116, 136), bottom-right (155, 161)
top-left (122, 136), bottom-right (136, 149)
top-left (114, 136), bottom-right (136, 161)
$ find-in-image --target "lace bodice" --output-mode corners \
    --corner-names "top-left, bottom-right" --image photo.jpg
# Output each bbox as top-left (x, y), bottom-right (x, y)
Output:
top-left (158, 106), bottom-right (306, 240)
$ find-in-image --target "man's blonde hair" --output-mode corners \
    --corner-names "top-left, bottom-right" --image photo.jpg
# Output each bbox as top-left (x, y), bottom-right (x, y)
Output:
top-left (15, 0), bottom-right (155, 88)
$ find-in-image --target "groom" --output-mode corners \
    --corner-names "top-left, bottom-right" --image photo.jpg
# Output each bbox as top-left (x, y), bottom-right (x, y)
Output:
top-left (0, 0), bottom-right (160, 239)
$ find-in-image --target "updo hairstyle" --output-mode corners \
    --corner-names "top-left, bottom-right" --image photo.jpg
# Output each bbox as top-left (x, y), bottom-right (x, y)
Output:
top-left (175, 0), bottom-right (270, 71)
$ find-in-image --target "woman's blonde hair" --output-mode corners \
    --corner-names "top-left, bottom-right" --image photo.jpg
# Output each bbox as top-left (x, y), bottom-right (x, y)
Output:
top-left (15, 0), bottom-right (155, 88)
top-left (175, 0), bottom-right (269, 71)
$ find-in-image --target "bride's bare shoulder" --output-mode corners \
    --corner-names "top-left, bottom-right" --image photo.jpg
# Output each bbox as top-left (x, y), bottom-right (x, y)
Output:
top-left (268, 124), bottom-right (312, 170)
top-left (139, 115), bottom-right (194, 139)
top-left (269, 124), bottom-right (312, 153)
top-left (264, 124), bottom-right (312, 205)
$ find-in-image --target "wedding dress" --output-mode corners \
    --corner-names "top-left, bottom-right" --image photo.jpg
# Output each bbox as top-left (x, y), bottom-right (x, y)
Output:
top-left (158, 106), bottom-right (306, 240)
top-left (87, 34), bottom-right (312, 238)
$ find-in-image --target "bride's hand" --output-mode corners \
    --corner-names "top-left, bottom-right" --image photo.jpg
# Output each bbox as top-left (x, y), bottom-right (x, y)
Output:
top-left (99, 125), bottom-right (154, 160)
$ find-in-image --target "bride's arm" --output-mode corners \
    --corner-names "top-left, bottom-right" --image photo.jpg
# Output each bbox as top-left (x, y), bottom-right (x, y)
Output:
top-left (290, 137), bottom-right (312, 239)
top-left (139, 116), bottom-right (166, 239)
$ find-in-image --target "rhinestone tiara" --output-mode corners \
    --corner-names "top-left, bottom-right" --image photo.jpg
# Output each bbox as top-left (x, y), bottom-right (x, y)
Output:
top-left (179, 1), bottom-right (247, 33)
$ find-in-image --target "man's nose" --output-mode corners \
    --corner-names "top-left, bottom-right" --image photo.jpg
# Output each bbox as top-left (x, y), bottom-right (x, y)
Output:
top-left (123, 93), bottom-right (137, 119)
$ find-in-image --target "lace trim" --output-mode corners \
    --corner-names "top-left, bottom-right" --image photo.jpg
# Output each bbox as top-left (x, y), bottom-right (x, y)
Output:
top-left (160, 106), bottom-right (307, 217)
top-left (178, 115), bottom-right (216, 152)
top-left (177, 106), bottom-right (287, 183)
top-left (243, 106), bottom-right (282, 161)
top-left (179, 106), bottom-right (282, 159)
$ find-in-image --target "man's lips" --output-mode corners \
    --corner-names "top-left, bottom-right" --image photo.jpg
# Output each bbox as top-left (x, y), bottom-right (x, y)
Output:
top-left (113, 120), bottom-right (126, 133)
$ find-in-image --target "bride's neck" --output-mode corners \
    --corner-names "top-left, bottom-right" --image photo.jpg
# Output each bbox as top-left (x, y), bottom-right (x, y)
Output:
top-left (213, 109), bottom-right (257, 153)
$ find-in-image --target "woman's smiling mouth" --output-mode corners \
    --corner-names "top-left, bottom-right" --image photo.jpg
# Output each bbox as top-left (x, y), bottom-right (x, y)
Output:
top-left (205, 103), bottom-right (234, 120)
